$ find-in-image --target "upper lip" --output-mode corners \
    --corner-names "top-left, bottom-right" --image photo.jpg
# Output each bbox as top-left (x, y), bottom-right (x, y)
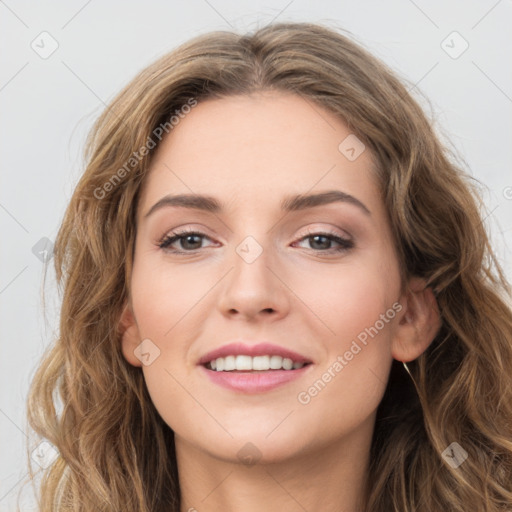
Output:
top-left (198, 342), bottom-right (313, 365)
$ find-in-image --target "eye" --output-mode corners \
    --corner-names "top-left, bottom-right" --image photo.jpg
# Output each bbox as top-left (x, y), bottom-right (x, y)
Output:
top-left (157, 228), bottom-right (354, 255)
top-left (158, 229), bottom-right (214, 253)
top-left (293, 230), bottom-right (354, 253)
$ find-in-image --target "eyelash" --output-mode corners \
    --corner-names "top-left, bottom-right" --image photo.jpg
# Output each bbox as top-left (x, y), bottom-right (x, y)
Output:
top-left (157, 228), bottom-right (354, 255)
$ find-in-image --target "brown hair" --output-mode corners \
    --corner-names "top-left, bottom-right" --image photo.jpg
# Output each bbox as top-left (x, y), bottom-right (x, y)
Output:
top-left (26, 22), bottom-right (512, 511)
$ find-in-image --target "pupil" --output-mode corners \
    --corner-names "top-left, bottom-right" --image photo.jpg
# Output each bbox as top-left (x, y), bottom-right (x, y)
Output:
top-left (311, 235), bottom-right (329, 250)
top-left (183, 235), bottom-right (201, 249)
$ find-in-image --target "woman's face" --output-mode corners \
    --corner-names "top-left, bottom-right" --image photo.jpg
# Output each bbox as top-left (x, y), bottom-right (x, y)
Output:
top-left (122, 92), bottom-right (407, 464)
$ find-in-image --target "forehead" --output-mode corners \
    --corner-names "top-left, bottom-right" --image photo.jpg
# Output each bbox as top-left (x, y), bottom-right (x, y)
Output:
top-left (138, 92), bottom-right (380, 215)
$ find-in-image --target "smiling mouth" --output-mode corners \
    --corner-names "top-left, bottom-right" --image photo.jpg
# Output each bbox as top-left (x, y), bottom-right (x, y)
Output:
top-left (204, 354), bottom-right (312, 372)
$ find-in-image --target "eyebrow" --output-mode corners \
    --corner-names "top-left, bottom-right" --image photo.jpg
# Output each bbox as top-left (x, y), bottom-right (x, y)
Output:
top-left (143, 190), bottom-right (371, 219)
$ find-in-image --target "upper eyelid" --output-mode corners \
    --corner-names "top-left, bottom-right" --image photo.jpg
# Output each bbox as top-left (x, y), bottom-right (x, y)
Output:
top-left (162, 222), bottom-right (352, 238)
top-left (303, 226), bottom-right (352, 239)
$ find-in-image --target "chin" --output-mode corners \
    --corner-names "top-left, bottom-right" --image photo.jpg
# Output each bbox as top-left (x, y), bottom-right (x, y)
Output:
top-left (183, 423), bottom-right (316, 467)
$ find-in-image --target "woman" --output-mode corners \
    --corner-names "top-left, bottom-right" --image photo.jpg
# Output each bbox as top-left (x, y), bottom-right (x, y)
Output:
top-left (27, 22), bottom-right (512, 511)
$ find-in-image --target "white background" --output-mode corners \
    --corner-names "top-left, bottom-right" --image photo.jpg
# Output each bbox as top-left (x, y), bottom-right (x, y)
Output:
top-left (1, 1), bottom-right (511, 509)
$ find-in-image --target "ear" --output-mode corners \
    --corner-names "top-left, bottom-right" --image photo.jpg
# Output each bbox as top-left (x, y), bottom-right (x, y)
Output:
top-left (118, 302), bottom-right (143, 367)
top-left (391, 277), bottom-right (441, 363)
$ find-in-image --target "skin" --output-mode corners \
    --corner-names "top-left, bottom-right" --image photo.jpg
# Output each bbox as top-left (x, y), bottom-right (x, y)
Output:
top-left (120, 92), bottom-right (440, 512)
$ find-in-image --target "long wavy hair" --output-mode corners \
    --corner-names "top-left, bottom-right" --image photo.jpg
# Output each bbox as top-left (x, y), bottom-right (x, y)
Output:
top-left (25, 22), bottom-right (512, 511)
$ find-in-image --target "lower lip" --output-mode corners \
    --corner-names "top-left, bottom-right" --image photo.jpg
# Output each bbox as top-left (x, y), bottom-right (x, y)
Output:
top-left (199, 365), bottom-right (312, 393)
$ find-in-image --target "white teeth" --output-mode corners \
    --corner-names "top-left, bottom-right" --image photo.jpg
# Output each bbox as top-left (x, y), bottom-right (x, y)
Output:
top-left (210, 355), bottom-right (306, 371)
top-left (269, 355), bottom-right (283, 369)
top-left (235, 355), bottom-right (252, 370)
top-left (224, 355), bottom-right (236, 371)
top-left (252, 355), bottom-right (270, 370)
top-left (282, 358), bottom-right (293, 370)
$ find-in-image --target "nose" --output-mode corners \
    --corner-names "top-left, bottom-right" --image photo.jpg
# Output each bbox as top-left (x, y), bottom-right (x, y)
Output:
top-left (217, 241), bottom-right (291, 322)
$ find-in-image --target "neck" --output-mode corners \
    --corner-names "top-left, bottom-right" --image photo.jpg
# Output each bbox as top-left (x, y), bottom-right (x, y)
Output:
top-left (176, 418), bottom-right (373, 512)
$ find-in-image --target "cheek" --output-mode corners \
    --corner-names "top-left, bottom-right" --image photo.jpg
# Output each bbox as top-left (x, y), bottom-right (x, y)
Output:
top-left (128, 259), bottom-right (216, 432)
top-left (292, 259), bottom-right (398, 411)
top-left (293, 256), bottom-right (400, 348)
top-left (130, 256), bottom-right (209, 338)
top-left (292, 301), bottom-right (396, 443)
